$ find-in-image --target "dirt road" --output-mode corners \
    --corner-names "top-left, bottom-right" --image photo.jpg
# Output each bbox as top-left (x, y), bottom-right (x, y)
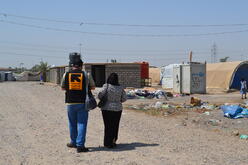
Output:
top-left (0, 82), bottom-right (248, 165)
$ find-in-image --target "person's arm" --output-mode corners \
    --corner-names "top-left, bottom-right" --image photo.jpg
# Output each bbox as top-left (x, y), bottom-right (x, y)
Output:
top-left (121, 88), bottom-right (127, 103)
top-left (87, 73), bottom-right (96, 90)
top-left (98, 84), bottom-right (107, 99)
top-left (61, 73), bottom-right (66, 90)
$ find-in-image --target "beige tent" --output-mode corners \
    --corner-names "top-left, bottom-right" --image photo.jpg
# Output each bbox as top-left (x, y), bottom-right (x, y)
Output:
top-left (207, 61), bottom-right (248, 89)
top-left (149, 68), bottom-right (161, 85)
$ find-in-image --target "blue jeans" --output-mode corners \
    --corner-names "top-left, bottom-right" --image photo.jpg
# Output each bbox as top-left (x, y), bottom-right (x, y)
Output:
top-left (67, 104), bottom-right (88, 147)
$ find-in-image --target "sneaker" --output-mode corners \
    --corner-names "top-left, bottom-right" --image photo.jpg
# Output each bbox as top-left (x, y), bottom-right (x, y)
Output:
top-left (67, 143), bottom-right (77, 148)
top-left (77, 146), bottom-right (89, 153)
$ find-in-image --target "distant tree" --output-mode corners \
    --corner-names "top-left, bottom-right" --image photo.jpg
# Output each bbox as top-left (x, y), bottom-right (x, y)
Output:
top-left (30, 61), bottom-right (50, 81)
top-left (219, 57), bottom-right (229, 62)
top-left (13, 67), bottom-right (27, 73)
top-left (30, 64), bottom-right (40, 72)
top-left (31, 61), bottom-right (50, 73)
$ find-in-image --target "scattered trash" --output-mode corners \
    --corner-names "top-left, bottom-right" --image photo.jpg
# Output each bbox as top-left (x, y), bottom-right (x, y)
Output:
top-left (126, 89), bottom-right (168, 100)
top-left (166, 92), bottom-right (173, 98)
top-left (204, 111), bottom-right (210, 115)
top-left (162, 104), bottom-right (170, 109)
top-left (200, 103), bottom-right (216, 110)
top-left (154, 101), bottom-right (163, 109)
top-left (221, 105), bottom-right (248, 119)
top-left (190, 97), bottom-right (201, 106)
top-left (240, 134), bottom-right (248, 139)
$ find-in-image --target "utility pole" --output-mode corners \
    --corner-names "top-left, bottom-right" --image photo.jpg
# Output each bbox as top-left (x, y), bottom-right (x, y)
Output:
top-left (211, 43), bottom-right (217, 63)
top-left (19, 63), bottom-right (24, 73)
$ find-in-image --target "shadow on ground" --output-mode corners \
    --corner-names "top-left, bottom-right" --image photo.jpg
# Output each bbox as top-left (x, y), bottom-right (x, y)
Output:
top-left (89, 142), bottom-right (159, 152)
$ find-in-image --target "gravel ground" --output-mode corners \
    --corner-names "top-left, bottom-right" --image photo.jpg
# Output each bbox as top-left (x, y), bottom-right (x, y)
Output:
top-left (0, 82), bottom-right (248, 165)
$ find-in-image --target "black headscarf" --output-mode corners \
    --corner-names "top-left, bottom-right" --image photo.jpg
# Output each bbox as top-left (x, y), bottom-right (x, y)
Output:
top-left (107, 73), bottom-right (120, 86)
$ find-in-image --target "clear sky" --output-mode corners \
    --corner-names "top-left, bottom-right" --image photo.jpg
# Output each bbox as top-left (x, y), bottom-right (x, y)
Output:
top-left (1, 0), bottom-right (248, 68)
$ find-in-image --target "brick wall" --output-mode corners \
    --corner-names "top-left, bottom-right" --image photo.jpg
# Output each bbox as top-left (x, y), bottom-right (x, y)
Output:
top-left (48, 64), bottom-right (142, 88)
top-left (106, 64), bottom-right (141, 88)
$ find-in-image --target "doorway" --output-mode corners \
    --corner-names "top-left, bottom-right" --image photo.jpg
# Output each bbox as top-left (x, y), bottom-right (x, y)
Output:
top-left (91, 65), bottom-right (106, 87)
top-left (5, 73), bottom-right (8, 81)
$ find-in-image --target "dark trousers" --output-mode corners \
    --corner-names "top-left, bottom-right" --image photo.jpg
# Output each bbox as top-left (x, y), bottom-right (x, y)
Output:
top-left (102, 110), bottom-right (122, 146)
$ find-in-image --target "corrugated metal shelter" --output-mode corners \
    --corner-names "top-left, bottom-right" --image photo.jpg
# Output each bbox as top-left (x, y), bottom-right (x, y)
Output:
top-left (0, 71), bottom-right (5, 82)
top-left (0, 68), bottom-right (14, 81)
top-left (46, 66), bottom-right (67, 84)
top-left (207, 61), bottom-right (248, 90)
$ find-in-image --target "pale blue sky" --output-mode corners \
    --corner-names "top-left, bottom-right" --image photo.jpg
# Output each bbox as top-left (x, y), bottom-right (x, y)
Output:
top-left (1, 0), bottom-right (248, 68)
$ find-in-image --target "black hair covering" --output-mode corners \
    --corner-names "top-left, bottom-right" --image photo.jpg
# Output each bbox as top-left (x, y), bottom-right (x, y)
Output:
top-left (72, 59), bottom-right (83, 67)
top-left (107, 73), bottom-right (120, 86)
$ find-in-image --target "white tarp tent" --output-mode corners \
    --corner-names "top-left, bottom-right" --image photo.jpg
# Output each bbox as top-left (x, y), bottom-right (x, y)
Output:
top-left (14, 71), bottom-right (40, 81)
top-left (161, 64), bottom-right (180, 89)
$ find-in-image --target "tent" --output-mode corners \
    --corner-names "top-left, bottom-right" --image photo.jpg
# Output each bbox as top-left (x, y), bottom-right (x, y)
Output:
top-left (14, 71), bottom-right (40, 81)
top-left (161, 64), bottom-right (181, 89)
top-left (207, 61), bottom-right (248, 90)
top-left (149, 67), bottom-right (160, 85)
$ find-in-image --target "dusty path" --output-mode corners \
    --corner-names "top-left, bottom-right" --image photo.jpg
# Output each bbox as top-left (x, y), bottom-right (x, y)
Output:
top-left (0, 82), bottom-right (248, 165)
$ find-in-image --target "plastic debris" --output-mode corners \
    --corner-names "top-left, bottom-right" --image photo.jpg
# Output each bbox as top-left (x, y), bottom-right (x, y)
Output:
top-left (126, 89), bottom-right (168, 100)
top-left (162, 104), bottom-right (170, 109)
top-left (221, 105), bottom-right (248, 119)
top-left (154, 101), bottom-right (163, 109)
top-left (204, 112), bottom-right (210, 115)
top-left (240, 134), bottom-right (248, 139)
top-left (201, 103), bottom-right (216, 110)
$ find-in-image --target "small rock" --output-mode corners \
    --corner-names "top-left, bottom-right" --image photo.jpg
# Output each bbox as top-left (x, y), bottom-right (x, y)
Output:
top-left (232, 130), bottom-right (240, 136)
top-left (207, 119), bottom-right (221, 126)
top-left (192, 119), bottom-right (200, 124)
top-left (163, 112), bottom-right (169, 116)
top-left (182, 122), bottom-right (187, 126)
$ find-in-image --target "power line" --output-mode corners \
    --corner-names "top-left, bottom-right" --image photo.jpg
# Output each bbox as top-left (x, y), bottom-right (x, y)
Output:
top-left (1, 44), bottom-right (247, 56)
top-left (1, 12), bottom-right (248, 28)
top-left (0, 45), bottom-right (70, 53)
top-left (0, 51), bottom-right (65, 59)
top-left (0, 51), bottom-right (213, 61)
top-left (3, 40), bottom-right (246, 53)
top-left (0, 40), bottom-right (192, 52)
top-left (1, 19), bottom-right (248, 38)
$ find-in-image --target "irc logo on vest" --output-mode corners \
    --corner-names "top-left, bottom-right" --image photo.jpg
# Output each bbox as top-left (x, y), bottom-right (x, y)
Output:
top-left (69, 73), bottom-right (83, 90)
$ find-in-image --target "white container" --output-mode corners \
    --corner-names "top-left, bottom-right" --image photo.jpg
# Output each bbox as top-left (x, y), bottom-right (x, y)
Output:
top-left (173, 63), bottom-right (206, 94)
